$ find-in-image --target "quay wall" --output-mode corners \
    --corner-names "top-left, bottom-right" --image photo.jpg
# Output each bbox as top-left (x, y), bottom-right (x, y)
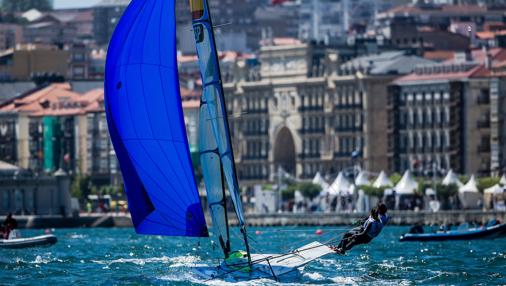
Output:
top-left (12, 211), bottom-right (506, 229)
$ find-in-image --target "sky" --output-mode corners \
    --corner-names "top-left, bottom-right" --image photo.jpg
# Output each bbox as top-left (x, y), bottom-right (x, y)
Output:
top-left (53, 0), bottom-right (101, 9)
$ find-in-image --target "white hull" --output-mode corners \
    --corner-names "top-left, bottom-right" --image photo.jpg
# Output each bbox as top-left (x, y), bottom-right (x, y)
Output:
top-left (0, 234), bottom-right (57, 249)
top-left (194, 241), bottom-right (334, 281)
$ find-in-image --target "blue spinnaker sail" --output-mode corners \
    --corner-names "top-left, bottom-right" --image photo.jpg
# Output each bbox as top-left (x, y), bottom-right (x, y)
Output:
top-left (104, 0), bottom-right (208, 237)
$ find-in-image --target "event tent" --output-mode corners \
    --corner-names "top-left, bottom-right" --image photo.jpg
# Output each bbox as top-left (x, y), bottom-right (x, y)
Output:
top-left (442, 170), bottom-right (463, 187)
top-left (458, 175), bottom-right (483, 209)
top-left (328, 172), bottom-right (351, 196)
top-left (354, 171), bottom-right (370, 186)
top-left (373, 171), bottom-right (393, 188)
top-left (312, 172), bottom-right (329, 192)
top-left (395, 170), bottom-right (418, 195)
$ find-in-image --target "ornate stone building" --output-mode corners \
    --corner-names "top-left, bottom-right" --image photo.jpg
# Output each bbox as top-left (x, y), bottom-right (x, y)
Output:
top-left (223, 40), bottom-right (432, 185)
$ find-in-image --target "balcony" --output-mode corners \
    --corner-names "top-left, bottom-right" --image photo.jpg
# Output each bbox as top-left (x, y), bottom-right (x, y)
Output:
top-left (298, 105), bottom-right (324, 112)
top-left (298, 128), bottom-right (325, 134)
top-left (476, 119), bottom-right (491, 129)
top-left (299, 153), bottom-right (321, 159)
top-left (477, 144), bottom-right (491, 153)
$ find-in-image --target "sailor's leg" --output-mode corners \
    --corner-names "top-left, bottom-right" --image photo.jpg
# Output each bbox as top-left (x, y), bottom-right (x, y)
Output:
top-left (344, 235), bottom-right (372, 251)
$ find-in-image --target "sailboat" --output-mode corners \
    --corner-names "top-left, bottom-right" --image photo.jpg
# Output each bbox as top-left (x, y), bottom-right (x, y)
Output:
top-left (105, 0), bottom-right (333, 281)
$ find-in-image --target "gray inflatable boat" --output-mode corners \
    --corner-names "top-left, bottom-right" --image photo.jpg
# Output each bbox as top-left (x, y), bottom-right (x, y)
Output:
top-left (0, 234), bottom-right (57, 249)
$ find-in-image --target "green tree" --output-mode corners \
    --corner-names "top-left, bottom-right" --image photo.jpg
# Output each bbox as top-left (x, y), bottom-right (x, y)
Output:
top-left (477, 177), bottom-right (500, 193)
top-left (2, 0), bottom-right (52, 13)
top-left (389, 173), bottom-right (402, 185)
top-left (70, 173), bottom-right (92, 201)
top-left (360, 185), bottom-right (385, 197)
top-left (281, 185), bottom-right (296, 201)
top-left (298, 183), bottom-right (321, 200)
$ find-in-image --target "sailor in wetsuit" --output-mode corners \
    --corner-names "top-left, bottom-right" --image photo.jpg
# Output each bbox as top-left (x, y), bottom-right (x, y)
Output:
top-left (331, 207), bottom-right (383, 255)
top-left (2, 213), bottom-right (18, 239)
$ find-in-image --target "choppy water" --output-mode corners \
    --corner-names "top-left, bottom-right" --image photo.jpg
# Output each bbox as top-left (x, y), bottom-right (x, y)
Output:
top-left (0, 226), bottom-right (505, 285)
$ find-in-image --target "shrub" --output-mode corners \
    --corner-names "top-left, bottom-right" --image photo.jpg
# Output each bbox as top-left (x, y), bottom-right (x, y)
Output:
top-left (360, 185), bottom-right (385, 197)
top-left (477, 177), bottom-right (500, 193)
top-left (389, 173), bottom-right (402, 185)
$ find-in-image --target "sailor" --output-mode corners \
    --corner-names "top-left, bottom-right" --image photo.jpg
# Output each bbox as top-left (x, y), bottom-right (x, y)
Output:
top-left (331, 208), bottom-right (383, 254)
top-left (3, 213), bottom-right (18, 239)
top-left (377, 202), bottom-right (390, 227)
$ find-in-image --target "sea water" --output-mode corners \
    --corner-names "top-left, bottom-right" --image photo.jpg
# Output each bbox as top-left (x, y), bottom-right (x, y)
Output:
top-left (0, 226), bottom-right (505, 285)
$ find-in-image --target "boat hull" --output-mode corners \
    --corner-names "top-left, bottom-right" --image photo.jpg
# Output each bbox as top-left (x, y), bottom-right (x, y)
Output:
top-left (0, 234), bottom-right (57, 249)
top-left (399, 223), bottom-right (506, 242)
top-left (194, 241), bottom-right (334, 282)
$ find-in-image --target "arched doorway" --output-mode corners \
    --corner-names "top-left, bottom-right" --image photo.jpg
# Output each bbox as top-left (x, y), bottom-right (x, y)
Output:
top-left (273, 127), bottom-right (296, 175)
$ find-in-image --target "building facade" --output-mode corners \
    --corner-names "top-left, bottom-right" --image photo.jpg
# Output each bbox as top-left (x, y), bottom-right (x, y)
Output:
top-left (388, 48), bottom-right (506, 176)
top-left (222, 41), bottom-right (431, 185)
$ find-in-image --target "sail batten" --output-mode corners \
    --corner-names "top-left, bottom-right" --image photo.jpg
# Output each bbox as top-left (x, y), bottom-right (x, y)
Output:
top-left (105, 0), bottom-right (208, 237)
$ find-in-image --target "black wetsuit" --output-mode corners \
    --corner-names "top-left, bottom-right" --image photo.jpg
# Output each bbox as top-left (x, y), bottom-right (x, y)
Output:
top-left (337, 217), bottom-right (382, 252)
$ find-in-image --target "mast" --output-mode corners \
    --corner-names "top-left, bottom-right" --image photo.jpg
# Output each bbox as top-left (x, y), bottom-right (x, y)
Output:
top-left (189, 0), bottom-right (252, 265)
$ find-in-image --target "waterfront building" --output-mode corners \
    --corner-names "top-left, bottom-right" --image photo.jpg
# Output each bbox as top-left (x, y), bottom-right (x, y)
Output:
top-left (222, 39), bottom-right (431, 185)
top-left (388, 48), bottom-right (506, 176)
top-left (21, 8), bottom-right (93, 46)
top-left (93, 0), bottom-right (130, 46)
top-left (0, 161), bottom-right (73, 216)
top-left (0, 24), bottom-right (22, 51)
top-left (0, 44), bottom-right (69, 81)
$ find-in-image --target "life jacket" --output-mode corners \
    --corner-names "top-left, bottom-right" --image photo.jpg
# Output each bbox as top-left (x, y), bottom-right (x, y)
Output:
top-left (363, 217), bottom-right (383, 238)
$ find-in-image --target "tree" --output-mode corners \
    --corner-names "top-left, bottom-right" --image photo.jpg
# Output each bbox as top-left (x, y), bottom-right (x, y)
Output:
top-left (477, 177), bottom-right (500, 193)
top-left (389, 173), bottom-right (402, 185)
top-left (2, 0), bottom-right (53, 13)
top-left (70, 173), bottom-right (92, 201)
top-left (360, 185), bottom-right (385, 198)
top-left (298, 183), bottom-right (321, 200)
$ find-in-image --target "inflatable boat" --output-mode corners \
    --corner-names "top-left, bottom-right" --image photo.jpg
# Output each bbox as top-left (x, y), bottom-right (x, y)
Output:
top-left (0, 234), bottom-right (57, 249)
top-left (400, 223), bottom-right (506, 242)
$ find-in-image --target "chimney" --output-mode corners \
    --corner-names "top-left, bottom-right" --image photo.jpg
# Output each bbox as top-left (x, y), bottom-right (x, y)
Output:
top-left (484, 45), bottom-right (492, 69)
top-left (465, 48), bottom-right (472, 62)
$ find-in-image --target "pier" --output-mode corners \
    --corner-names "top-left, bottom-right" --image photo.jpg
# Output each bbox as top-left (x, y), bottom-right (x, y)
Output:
top-left (12, 211), bottom-right (506, 229)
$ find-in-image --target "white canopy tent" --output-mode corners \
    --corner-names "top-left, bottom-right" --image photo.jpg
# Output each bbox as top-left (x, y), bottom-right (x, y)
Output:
top-left (373, 171), bottom-right (393, 188)
top-left (442, 170), bottom-right (463, 187)
top-left (500, 174), bottom-right (506, 186)
top-left (484, 184), bottom-right (503, 195)
top-left (313, 172), bottom-right (329, 193)
top-left (354, 171), bottom-right (370, 186)
top-left (395, 170), bottom-right (418, 195)
top-left (458, 175), bottom-right (483, 209)
top-left (328, 172), bottom-right (351, 196)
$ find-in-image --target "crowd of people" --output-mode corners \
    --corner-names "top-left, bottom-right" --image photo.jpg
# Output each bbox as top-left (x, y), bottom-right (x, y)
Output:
top-left (0, 213), bottom-right (18, 239)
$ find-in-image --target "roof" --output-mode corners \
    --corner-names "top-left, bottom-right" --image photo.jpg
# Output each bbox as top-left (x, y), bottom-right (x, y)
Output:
top-left (395, 48), bottom-right (506, 83)
top-left (340, 51), bottom-right (434, 75)
top-left (70, 81), bottom-right (104, 94)
top-left (0, 83), bottom-right (86, 116)
top-left (95, 0), bottom-right (131, 7)
top-left (0, 82), bottom-right (37, 104)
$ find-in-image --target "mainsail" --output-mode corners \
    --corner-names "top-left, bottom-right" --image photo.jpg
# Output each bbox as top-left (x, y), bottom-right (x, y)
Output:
top-left (104, 0), bottom-right (208, 237)
top-left (189, 0), bottom-right (251, 262)
top-left (199, 103), bottom-right (231, 257)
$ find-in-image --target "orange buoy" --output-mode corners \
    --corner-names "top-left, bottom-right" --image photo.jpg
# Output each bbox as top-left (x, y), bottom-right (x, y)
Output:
top-left (315, 229), bottom-right (323, 235)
